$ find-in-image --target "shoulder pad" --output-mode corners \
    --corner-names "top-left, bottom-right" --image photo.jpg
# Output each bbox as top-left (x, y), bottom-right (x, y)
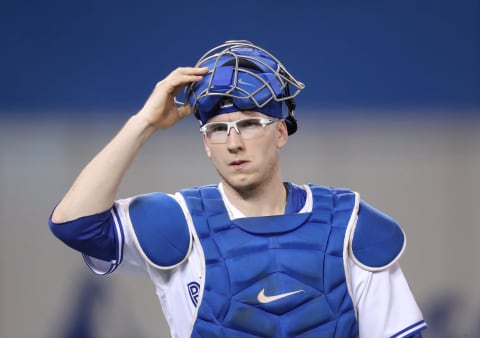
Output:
top-left (349, 201), bottom-right (405, 271)
top-left (129, 192), bottom-right (191, 270)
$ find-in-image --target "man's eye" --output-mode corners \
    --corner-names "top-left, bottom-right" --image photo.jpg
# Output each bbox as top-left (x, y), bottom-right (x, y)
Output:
top-left (238, 119), bottom-right (262, 129)
top-left (209, 124), bottom-right (228, 133)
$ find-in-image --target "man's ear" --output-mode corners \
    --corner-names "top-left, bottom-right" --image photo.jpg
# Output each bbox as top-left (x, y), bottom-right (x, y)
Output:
top-left (202, 134), bottom-right (212, 157)
top-left (276, 120), bottom-right (289, 148)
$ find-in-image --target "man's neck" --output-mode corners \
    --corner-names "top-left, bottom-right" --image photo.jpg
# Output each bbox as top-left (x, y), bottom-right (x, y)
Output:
top-left (219, 180), bottom-right (287, 218)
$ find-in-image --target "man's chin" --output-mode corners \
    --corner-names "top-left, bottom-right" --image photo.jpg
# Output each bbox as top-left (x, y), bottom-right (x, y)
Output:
top-left (223, 177), bottom-right (259, 194)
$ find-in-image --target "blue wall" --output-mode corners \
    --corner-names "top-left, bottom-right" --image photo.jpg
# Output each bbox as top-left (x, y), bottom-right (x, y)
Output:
top-left (2, 0), bottom-right (479, 117)
top-left (1, 2), bottom-right (480, 337)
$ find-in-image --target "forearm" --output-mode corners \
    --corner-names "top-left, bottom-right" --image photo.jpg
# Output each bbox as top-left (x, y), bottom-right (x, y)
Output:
top-left (51, 113), bottom-right (157, 223)
top-left (51, 67), bottom-right (208, 223)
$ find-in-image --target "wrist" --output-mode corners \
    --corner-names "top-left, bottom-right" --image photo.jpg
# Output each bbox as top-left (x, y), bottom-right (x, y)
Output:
top-left (132, 111), bottom-right (159, 129)
top-left (126, 113), bottom-right (159, 142)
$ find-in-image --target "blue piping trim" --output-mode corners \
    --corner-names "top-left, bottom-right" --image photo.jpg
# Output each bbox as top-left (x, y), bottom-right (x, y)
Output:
top-left (391, 320), bottom-right (428, 338)
top-left (82, 205), bottom-right (125, 275)
top-left (112, 206), bottom-right (124, 267)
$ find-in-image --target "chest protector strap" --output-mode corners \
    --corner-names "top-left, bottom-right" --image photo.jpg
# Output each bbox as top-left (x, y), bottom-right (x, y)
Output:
top-left (182, 184), bottom-right (359, 338)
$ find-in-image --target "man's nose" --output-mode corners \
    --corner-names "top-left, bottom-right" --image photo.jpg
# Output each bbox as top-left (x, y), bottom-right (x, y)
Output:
top-left (226, 125), bottom-right (240, 136)
top-left (226, 126), bottom-right (244, 150)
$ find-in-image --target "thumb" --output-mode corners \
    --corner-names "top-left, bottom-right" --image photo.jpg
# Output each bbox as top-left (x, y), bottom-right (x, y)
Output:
top-left (177, 103), bottom-right (194, 119)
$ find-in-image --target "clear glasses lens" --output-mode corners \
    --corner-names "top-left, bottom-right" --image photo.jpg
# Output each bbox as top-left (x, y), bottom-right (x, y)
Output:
top-left (200, 117), bottom-right (278, 143)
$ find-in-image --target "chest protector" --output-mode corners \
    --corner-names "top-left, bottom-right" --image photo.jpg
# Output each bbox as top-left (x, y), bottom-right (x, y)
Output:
top-left (180, 185), bottom-right (359, 338)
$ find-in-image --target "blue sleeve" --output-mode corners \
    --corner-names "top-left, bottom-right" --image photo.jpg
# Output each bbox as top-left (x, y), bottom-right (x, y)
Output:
top-left (49, 208), bottom-right (118, 262)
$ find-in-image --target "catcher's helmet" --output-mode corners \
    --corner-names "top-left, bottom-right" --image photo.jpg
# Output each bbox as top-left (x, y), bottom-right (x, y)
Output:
top-left (181, 40), bottom-right (305, 135)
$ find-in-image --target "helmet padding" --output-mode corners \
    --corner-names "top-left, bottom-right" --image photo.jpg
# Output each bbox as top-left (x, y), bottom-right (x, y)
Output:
top-left (183, 40), bottom-right (305, 135)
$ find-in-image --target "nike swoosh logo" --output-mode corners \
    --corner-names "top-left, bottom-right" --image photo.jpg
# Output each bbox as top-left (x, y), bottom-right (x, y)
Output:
top-left (257, 288), bottom-right (304, 304)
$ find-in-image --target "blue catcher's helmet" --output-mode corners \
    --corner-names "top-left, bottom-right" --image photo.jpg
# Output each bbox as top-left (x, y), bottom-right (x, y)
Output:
top-left (182, 40), bottom-right (305, 135)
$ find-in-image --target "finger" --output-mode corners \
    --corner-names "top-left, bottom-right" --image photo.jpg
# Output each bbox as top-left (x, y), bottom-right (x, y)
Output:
top-left (174, 67), bottom-right (209, 83)
top-left (174, 66), bottom-right (209, 75)
top-left (159, 67), bottom-right (209, 97)
top-left (177, 103), bottom-right (193, 118)
top-left (168, 72), bottom-right (208, 96)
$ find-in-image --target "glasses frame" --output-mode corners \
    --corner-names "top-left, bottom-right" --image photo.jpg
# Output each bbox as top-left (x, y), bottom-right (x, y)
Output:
top-left (200, 117), bottom-right (279, 144)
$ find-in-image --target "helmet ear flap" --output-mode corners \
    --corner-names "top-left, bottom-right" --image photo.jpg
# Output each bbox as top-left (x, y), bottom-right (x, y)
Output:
top-left (284, 97), bottom-right (298, 135)
top-left (285, 113), bottom-right (298, 135)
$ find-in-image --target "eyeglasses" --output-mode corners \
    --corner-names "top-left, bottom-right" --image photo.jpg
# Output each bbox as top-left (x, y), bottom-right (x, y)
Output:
top-left (200, 117), bottom-right (279, 144)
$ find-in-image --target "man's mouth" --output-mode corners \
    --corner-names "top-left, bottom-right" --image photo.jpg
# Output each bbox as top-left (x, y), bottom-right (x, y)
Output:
top-left (229, 160), bottom-right (249, 168)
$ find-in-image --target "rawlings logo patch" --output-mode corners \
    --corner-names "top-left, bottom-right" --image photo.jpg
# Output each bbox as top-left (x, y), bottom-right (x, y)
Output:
top-left (188, 281), bottom-right (200, 307)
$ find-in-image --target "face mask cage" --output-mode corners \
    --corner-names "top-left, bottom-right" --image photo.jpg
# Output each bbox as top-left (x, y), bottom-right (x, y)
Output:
top-left (176, 40), bottom-right (305, 134)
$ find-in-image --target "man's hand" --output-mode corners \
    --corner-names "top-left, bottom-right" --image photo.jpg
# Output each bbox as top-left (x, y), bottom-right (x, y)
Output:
top-left (137, 67), bottom-right (209, 130)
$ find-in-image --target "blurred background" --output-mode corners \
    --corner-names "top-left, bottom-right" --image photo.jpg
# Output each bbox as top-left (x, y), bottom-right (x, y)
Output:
top-left (1, 0), bottom-right (479, 337)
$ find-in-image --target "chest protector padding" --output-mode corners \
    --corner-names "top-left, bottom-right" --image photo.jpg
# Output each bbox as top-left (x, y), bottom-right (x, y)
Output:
top-left (181, 185), bottom-right (358, 338)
